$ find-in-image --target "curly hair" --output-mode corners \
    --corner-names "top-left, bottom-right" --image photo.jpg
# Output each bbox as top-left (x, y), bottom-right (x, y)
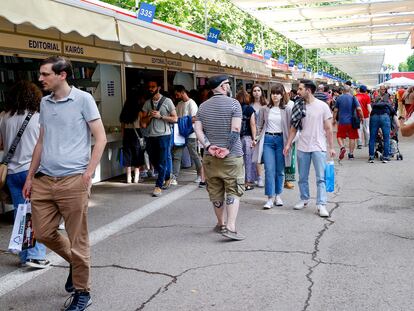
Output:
top-left (6, 81), bottom-right (42, 116)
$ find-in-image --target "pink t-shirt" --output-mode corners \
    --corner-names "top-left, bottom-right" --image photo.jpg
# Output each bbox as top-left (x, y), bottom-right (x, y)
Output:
top-left (297, 98), bottom-right (333, 152)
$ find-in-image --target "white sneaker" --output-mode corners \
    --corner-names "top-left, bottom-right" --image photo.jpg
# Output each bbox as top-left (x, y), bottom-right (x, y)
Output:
top-left (170, 178), bottom-right (178, 186)
top-left (133, 175), bottom-right (139, 183)
top-left (194, 176), bottom-right (202, 183)
top-left (263, 199), bottom-right (273, 209)
top-left (257, 177), bottom-right (264, 188)
top-left (293, 200), bottom-right (309, 210)
top-left (275, 195), bottom-right (283, 206)
top-left (317, 205), bottom-right (329, 217)
top-left (127, 175), bottom-right (132, 184)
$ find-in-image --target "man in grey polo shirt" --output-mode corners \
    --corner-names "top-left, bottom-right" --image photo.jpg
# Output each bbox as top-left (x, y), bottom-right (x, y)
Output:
top-left (23, 56), bottom-right (107, 311)
top-left (141, 79), bottom-right (177, 197)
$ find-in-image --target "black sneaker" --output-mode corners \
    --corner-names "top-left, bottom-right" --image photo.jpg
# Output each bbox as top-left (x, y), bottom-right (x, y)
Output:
top-left (64, 291), bottom-right (92, 311)
top-left (382, 157), bottom-right (390, 163)
top-left (198, 181), bottom-right (207, 188)
top-left (348, 153), bottom-right (354, 160)
top-left (65, 265), bottom-right (74, 293)
top-left (368, 157), bottom-right (374, 163)
top-left (25, 259), bottom-right (50, 269)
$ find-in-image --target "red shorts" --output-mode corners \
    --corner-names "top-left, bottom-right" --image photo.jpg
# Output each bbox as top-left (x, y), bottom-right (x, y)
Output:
top-left (337, 124), bottom-right (359, 139)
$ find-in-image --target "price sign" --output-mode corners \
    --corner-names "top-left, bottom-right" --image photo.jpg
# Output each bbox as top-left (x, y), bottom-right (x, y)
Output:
top-left (137, 2), bottom-right (156, 23)
top-left (318, 71), bottom-right (323, 76)
top-left (288, 59), bottom-right (295, 67)
top-left (207, 28), bottom-right (221, 43)
top-left (244, 43), bottom-right (255, 54)
top-left (278, 56), bottom-right (285, 64)
top-left (307, 67), bottom-right (312, 72)
top-left (263, 50), bottom-right (272, 60)
top-left (298, 63), bottom-right (303, 70)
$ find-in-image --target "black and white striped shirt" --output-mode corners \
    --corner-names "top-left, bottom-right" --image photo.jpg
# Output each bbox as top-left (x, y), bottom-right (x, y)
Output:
top-left (196, 94), bottom-right (243, 157)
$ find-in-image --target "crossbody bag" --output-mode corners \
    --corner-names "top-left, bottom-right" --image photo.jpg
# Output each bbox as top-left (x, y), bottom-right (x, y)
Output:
top-left (0, 112), bottom-right (34, 188)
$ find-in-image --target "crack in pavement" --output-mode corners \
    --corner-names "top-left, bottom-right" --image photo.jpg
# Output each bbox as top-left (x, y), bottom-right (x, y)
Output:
top-left (302, 202), bottom-right (339, 311)
top-left (318, 260), bottom-right (363, 268)
top-left (54, 262), bottom-right (238, 310)
top-left (135, 262), bottom-right (237, 311)
top-left (387, 232), bottom-right (414, 240)
top-left (227, 249), bottom-right (312, 255)
top-left (364, 189), bottom-right (414, 199)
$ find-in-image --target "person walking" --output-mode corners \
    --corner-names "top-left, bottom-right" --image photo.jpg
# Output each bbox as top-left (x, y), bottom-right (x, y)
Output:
top-left (355, 85), bottom-right (372, 148)
top-left (255, 84), bottom-right (293, 209)
top-left (195, 75), bottom-right (245, 241)
top-left (140, 79), bottom-right (177, 196)
top-left (333, 85), bottom-right (363, 160)
top-left (171, 85), bottom-right (204, 186)
top-left (119, 91), bottom-right (145, 183)
top-left (368, 85), bottom-right (394, 163)
top-left (237, 89), bottom-right (256, 190)
top-left (283, 79), bottom-right (336, 218)
top-left (22, 56), bottom-right (107, 311)
top-left (0, 81), bottom-right (49, 269)
top-left (250, 85), bottom-right (267, 188)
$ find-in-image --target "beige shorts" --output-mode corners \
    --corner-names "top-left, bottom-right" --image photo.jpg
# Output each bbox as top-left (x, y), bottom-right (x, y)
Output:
top-left (203, 155), bottom-right (245, 202)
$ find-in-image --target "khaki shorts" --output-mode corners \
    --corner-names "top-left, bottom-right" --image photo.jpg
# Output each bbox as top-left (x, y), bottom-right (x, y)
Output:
top-left (203, 155), bottom-right (245, 202)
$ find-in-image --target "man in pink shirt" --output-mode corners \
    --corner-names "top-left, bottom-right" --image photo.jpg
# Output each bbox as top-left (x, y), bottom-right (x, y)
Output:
top-left (355, 85), bottom-right (371, 147)
top-left (284, 79), bottom-right (336, 218)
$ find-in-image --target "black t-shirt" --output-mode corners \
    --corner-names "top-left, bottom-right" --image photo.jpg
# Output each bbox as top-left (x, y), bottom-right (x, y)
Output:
top-left (240, 104), bottom-right (255, 137)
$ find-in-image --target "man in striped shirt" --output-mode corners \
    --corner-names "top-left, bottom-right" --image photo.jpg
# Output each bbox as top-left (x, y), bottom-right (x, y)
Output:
top-left (194, 75), bottom-right (245, 241)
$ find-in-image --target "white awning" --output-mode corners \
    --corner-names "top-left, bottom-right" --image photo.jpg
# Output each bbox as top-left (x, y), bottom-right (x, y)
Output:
top-left (0, 0), bottom-right (119, 42)
top-left (118, 18), bottom-right (270, 76)
top-left (231, 0), bottom-right (414, 48)
top-left (320, 49), bottom-right (385, 87)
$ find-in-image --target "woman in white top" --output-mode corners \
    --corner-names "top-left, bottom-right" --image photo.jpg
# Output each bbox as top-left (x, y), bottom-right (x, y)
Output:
top-left (250, 85), bottom-right (267, 187)
top-left (0, 80), bottom-right (49, 268)
top-left (255, 83), bottom-right (294, 209)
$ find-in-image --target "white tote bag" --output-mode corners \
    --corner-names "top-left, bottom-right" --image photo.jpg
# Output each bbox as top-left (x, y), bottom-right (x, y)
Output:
top-left (8, 202), bottom-right (28, 253)
top-left (173, 123), bottom-right (186, 147)
top-left (8, 201), bottom-right (35, 253)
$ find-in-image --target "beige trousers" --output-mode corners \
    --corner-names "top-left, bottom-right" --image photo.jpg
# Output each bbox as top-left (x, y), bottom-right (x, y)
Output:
top-left (31, 174), bottom-right (91, 291)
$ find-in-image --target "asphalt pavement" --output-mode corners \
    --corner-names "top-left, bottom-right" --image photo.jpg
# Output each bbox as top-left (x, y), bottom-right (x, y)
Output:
top-left (0, 137), bottom-right (414, 311)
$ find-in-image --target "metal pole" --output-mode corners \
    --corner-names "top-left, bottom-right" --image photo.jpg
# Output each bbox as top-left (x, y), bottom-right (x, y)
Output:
top-left (286, 38), bottom-right (289, 60)
top-left (204, 0), bottom-right (208, 36)
top-left (135, 0), bottom-right (139, 11)
top-left (304, 49), bottom-right (307, 67)
top-left (316, 49), bottom-right (319, 73)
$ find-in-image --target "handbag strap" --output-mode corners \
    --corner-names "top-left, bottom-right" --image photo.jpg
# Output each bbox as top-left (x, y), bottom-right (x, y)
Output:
top-left (132, 127), bottom-right (142, 139)
top-left (2, 112), bottom-right (33, 165)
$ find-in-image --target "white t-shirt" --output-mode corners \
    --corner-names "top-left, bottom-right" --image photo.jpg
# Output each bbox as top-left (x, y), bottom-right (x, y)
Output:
top-left (176, 98), bottom-right (198, 139)
top-left (0, 111), bottom-right (40, 174)
top-left (266, 107), bottom-right (282, 133)
top-left (297, 98), bottom-right (333, 152)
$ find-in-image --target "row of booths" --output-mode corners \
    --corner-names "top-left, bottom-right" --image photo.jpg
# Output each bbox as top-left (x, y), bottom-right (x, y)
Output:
top-left (0, 0), bottom-right (316, 191)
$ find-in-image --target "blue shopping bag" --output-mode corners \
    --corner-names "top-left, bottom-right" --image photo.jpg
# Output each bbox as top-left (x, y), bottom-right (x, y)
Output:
top-left (117, 147), bottom-right (125, 167)
top-left (325, 161), bottom-right (335, 193)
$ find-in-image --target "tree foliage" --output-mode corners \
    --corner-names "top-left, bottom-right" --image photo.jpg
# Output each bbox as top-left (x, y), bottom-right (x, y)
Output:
top-left (103, 0), bottom-right (350, 79)
top-left (398, 54), bottom-right (414, 72)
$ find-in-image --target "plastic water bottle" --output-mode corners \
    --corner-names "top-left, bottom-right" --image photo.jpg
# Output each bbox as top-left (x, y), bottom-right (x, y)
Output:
top-left (325, 161), bottom-right (335, 193)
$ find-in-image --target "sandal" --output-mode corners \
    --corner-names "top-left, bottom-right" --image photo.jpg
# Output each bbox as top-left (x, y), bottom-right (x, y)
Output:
top-left (213, 224), bottom-right (227, 234)
top-left (245, 184), bottom-right (254, 191)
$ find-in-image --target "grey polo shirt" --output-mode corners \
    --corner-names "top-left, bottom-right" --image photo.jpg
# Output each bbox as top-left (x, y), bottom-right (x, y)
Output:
top-left (142, 96), bottom-right (175, 137)
top-left (39, 86), bottom-right (101, 176)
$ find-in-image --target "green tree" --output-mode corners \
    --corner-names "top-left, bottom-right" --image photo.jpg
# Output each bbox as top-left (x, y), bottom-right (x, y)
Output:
top-left (407, 54), bottom-right (414, 71)
top-left (103, 0), bottom-right (350, 78)
top-left (399, 62), bottom-right (408, 72)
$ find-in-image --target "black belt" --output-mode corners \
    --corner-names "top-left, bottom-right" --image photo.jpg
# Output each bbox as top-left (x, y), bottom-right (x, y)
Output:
top-left (265, 132), bottom-right (282, 136)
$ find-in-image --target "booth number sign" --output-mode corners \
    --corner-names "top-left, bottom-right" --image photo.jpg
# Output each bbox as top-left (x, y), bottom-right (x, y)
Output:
top-left (207, 28), bottom-right (220, 44)
top-left (244, 43), bottom-right (255, 54)
top-left (137, 2), bottom-right (156, 23)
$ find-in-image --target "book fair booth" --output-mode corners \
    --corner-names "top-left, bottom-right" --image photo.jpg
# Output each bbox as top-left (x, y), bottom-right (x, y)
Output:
top-left (0, 0), bottom-right (295, 195)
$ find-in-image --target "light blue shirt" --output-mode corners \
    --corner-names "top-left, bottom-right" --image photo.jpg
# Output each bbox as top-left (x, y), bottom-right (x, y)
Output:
top-left (39, 86), bottom-right (101, 176)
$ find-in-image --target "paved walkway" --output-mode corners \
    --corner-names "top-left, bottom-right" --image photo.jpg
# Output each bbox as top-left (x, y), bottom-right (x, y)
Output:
top-left (0, 137), bottom-right (413, 311)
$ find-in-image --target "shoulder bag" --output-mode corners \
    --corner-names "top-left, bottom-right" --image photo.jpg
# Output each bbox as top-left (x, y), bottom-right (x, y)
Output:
top-left (0, 112), bottom-right (33, 189)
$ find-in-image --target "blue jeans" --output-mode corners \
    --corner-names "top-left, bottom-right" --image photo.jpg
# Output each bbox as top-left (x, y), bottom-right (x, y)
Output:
top-left (297, 151), bottom-right (327, 205)
top-left (6, 170), bottom-right (47, 263)
top-left (262, 134), bottom-right (285, 197)
top-left (147, 135), bottom-right (172, 188)
top-left (369, 114), bottom-right (391, 158)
